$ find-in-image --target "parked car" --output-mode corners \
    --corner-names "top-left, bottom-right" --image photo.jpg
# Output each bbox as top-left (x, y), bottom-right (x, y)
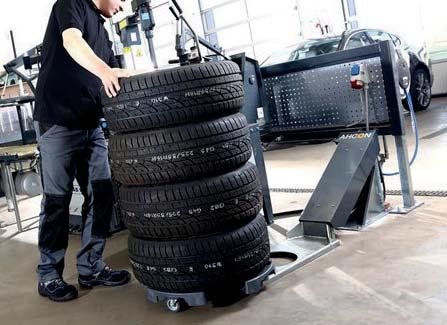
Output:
top-left (262, 29), bottom-right (433, 111)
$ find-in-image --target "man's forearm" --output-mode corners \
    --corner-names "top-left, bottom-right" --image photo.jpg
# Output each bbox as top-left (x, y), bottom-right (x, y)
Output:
top-left (62, 28), bottom-right (109, 78)
top-left (62, 28), bottom-right (120, 97)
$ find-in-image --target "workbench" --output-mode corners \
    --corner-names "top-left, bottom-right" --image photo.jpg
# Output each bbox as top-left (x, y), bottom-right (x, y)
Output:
top-left (0, 143), bottom-right (39, 232)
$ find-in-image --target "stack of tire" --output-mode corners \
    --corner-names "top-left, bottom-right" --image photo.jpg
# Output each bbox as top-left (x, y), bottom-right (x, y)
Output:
top-left (103, 61), bottom-right (270, 295)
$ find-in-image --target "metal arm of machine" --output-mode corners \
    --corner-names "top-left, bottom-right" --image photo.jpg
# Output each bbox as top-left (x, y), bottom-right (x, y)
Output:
top-left (167, 0), bottom-right (229, 65)
top-left (168, 0), bottom-right (202, 65)
top-left (197, 36), bottom-right (230, 60)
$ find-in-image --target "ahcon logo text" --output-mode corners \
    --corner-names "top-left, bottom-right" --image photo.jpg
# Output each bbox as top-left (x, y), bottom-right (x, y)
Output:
top-left (339, 133), bottom-right (373, 140)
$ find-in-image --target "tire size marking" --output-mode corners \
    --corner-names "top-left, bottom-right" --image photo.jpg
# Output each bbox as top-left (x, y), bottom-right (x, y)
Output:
top-left (221, 139), bottom-right (249, 149)
top-left (143, 211), bottom-right (181, 219)
top-left (234, 249), bottom-right (260, 262)
top-left (200, 146), bottom-right (215, 154)
top-left (210, 203), bottom-right (225, 211)
top-left (188, 208), bottom-right (202, 215)
top-left (204, 262), bottom-right (223, 270)
top-left (150, 96), bottom-right (169, 104)
top-left (130, 260), bottom-right (142, 269)
top-left (106, 104), bottom-right (124, 111)
top-left (115, 138), bottom-right (250, 164)
top-left (150, 150), bottom-right (194, 162)
top-left (130, 260), bottom-right (156, 272)
top-left (131, 260), bottom-right (180, 274)
top-left (110, 159), bottom-right (139, 164)
top-left (184, 87), bottom-right (217, 98)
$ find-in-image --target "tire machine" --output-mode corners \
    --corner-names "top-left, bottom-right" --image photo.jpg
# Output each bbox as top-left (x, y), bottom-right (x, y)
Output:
top-left (239, 40), bottom-right (421, 285)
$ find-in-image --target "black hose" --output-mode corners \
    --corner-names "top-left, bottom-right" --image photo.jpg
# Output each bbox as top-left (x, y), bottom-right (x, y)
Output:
top-left (377, 159), bottom-right (386, 201)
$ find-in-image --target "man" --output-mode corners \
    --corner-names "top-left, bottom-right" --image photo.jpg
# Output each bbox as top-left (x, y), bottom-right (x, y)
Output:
top-left (34, 0), bottom-right (133, 302)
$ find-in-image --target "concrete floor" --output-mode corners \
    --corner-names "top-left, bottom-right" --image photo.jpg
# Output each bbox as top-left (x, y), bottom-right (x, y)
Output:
top-left (264, 97), bottom-right (447, 192)
top-left (1, 98), bottom-right (447, 324)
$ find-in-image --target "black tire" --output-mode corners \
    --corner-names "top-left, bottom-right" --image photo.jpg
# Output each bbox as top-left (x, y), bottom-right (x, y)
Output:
top-left (102, 61), bottom-right (244, 133)
top-left (120, 163), bottom-right (262, 239)
top-left (108, 113), bottom-right (251, 186)
top-left (403, 67), bottom-right (431, 111)
top-left (128, 214), bottom-right (270, 293)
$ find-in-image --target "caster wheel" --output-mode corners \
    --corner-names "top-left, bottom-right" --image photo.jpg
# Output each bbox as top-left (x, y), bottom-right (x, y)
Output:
top-left (166, 299), bottom-right (186, 312)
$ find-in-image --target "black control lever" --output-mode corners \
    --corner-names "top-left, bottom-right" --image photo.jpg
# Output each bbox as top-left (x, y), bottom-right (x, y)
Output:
top-left (167, 0), bottom-right (228, 65)
top-left (171, 0), bottom-right (183, 14)
top-left (169, 6), bottom-right (179, 20)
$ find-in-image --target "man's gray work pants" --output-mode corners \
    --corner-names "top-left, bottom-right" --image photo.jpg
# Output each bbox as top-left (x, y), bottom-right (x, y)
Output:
top-left (35, 123), bottom-right (114, 283)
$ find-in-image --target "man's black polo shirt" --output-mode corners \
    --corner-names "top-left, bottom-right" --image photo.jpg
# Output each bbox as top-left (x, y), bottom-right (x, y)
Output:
top-left (34, 0), bottom-right (118, 129)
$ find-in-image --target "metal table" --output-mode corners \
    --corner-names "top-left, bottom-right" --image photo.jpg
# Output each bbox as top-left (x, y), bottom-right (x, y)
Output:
top-left (0, 144), bottom-right (38, 232)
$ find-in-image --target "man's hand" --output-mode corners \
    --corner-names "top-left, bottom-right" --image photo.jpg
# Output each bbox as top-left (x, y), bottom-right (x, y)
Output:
top-left (99, 67), bottom-right (120, 98)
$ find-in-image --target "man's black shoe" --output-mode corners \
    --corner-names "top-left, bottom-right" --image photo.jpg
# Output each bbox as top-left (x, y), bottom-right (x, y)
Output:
top-left (38, 279), bottom-right (78, 302)
top-left (78, 266), bottom-right (131, 289)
